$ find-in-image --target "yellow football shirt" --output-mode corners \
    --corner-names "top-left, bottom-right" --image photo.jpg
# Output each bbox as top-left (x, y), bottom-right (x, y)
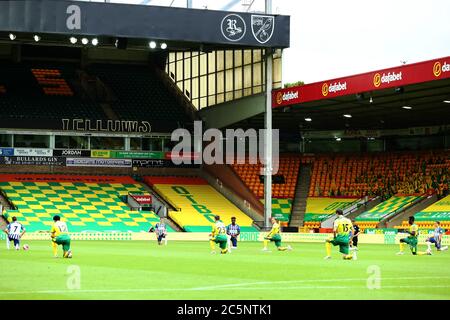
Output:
top-left (267, 222), bottom-right (280, 238)
top-left (333, 217), bottom-right (353, 236)
top-left (211, 221), bottom-right (226, 237)
top-left (409, 224), bottom-right (419, 237)
top-left (50, 221), bottom-right (69, 237)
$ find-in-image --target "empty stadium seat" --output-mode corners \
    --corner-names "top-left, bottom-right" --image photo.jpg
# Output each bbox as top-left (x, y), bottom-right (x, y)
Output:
top-left (356, 196), bottom-right (419, 224)
top-left (309, 150), bottom-right (450, 198)
top-left (231, 155), bottom-right (302, 199)
top-left (86, 64), bottom-right (192, 127)
top-left (0, 175), bottom-right (164, 232)
top-left (0, 62), bottom-right (107, 121)
top-left (144, 176), bottom-right (257, 232)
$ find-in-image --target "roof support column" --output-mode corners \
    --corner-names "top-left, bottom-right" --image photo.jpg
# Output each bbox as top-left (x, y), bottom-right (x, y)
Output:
top-left (263, 0), bottom-right (273, 230)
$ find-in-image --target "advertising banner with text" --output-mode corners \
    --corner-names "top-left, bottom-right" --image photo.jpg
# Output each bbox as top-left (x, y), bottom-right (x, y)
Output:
top-left (273, 56), bottom-right (450, 108)
top-left (0, 156), bottom-right (65, 166)
top-left (13, 148), bottom-right (53, 157)
top-left (66, 158), bottom-right (132, 168)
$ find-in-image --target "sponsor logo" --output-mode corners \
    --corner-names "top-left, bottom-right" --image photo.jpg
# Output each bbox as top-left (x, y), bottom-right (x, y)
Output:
top-left (66, 158), bottom-right (132, 167)
top-left (0, 156), bottom-right (65, 165)
top-left (322, 82), bottom-right (347, 96)
top-left (130, 194), bottom-right (152, 204)
top-left (251, 15), bottom-right (275, 44)
top-left (276, 91), bottom-right (299, 104)
top-left (322, 83), bottom-right (329, 97)
top-left (61, 150), bottom-right (82, 156)
top-left (276, 92), bottom-right (283, 104)
top-left (433, 61), bottom-right (449, 77)
top-left (0, 148), bottom-right (14, 156)
top-left (373, 71), bottom-right (402, 87)
top-left (221, 14), bottom-right (246, 42)
top-left (14, 148), bottom-right (53, 157)
top-left (132, 159), bottom-right (165, 167)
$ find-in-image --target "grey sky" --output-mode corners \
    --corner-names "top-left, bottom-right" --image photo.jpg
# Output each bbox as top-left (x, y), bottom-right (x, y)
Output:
top-left (84, 0), bottom-right (450, 84)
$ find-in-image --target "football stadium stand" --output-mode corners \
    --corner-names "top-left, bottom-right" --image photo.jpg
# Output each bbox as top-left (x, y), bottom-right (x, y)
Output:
top-left (260, 198), bottom-right (292, 226)
top-left (87, 64), bottom-right (191, 125)
top-left (231, 155), bottom-right (302, 199)
top-left (303, 197), bottom-right (359, 229)
top-left (355, 195), bottom-right (420, 229)
top-left (394, 195), bottom-right (450, 229)
top-left (0, 174), bottom-right (164, 232)
top-left (0, 63), bottom-right (106, 120)
top-left (309, 150), bottom-right (450, 198)
top-left (144, 176), bottom-right (257, 232)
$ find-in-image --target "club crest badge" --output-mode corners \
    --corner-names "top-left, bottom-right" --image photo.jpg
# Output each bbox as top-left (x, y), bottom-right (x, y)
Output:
top-left (221, 14), bottom-right (246, 42)
top-left (251, 15), bottom-right (275, 44)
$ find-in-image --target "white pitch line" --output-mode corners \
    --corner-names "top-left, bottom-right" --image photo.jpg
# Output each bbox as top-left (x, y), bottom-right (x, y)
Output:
top-left (1, 285), bottom-right (450, 295)
top-left (189, 276), bottom-right (450, 290)
top-left (1, 276), bottom-right (449, 295)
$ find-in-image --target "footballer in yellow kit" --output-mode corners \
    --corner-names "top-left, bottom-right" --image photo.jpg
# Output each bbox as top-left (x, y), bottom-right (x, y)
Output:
top-left (325, 209), bottom-right (354, 260)
top-left (50, 215), bottom-right (72, 258)
top-left (262, 217), bottom-right (292, 251)
top-left (397, 216), bottom-right (430, 256)
top-left (209, 215), bottom-right (229, 254)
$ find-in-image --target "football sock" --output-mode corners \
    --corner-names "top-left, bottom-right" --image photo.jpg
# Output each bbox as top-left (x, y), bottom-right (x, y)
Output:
top-left (6, 239), bottom-right (10, 250)
top-left (325, 242), bottom-right (331, 256)
top-left (209, 240), bottom-right (216, 251)
top-left (399, 242), bottom-right (404, 252)
top-left (52, 242), bottom-right (58, 256)
top-left (427, 243), bottom-right (431, 251)
top-left (263, 240), bottom-right (269, 249)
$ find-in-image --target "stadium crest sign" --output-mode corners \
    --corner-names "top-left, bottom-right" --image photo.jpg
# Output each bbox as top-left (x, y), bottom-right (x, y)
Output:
top-left (251, 15), bottom-right (275, 44)
top-left (221, 14), bottom-right (246, 42)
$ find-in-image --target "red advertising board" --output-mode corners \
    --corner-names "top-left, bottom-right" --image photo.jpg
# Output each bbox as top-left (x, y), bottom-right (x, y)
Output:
top-left (130, 194), bottom-right (152, 205)
top-left (273, 56), bottom-right (450, 108)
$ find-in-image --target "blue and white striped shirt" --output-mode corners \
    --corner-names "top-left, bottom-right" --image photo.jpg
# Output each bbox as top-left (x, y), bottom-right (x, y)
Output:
top-left (7, 222), bottom-right (25, 240)
top-left (227, 223), bottom-right (240, 236)
top-left (155, 223), bottom-right (166, 236)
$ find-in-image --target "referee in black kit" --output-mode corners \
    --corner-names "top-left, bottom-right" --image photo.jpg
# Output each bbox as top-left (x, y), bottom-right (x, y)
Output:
top-left (350, 219), bottom-right (360, 259)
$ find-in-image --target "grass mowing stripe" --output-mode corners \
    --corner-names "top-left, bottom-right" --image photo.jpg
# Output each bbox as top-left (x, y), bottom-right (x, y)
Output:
top-left (1, 241), bottom-right (449, 299)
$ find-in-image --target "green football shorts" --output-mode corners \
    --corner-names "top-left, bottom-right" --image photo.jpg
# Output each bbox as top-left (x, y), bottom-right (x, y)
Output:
top-left (53, 234), bottom-right (71, 252)
top-left (329, 234), bottom-right (350, 254)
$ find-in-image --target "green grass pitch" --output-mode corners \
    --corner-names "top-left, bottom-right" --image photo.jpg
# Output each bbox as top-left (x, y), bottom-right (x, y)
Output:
top-left (0, 240), bottom-right (449, 300)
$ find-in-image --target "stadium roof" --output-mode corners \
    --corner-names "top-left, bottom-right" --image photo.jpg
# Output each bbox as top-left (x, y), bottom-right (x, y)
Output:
top-left (231, 56), bottom-right (450, 131)
top-left (0, 0), bottom-right (290, 50)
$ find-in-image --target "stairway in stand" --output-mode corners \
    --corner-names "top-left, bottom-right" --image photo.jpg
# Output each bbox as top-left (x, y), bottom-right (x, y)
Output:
top-left (289, 164), bottom-right (311, 228)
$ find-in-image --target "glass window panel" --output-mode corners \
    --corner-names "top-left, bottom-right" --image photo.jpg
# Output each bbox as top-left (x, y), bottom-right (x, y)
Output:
top-left (90, 137), bottom-right (124, 150)
top-left (55, 136), bottom-right (89, 149)
top-left (14, 135), bottom-right (50, 148)
top-left (0, 134), bottom-right (13, 147)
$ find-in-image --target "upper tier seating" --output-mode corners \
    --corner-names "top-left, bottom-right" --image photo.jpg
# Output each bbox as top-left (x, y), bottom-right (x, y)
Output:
top-left (144, 176), bottom-right (257, 232)
top-left (0, 175), bottom-right (164, 232)
top-left (87, 64), bottom-right (191, 126)
top-left (0, 62), bottom-right (106, 120)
